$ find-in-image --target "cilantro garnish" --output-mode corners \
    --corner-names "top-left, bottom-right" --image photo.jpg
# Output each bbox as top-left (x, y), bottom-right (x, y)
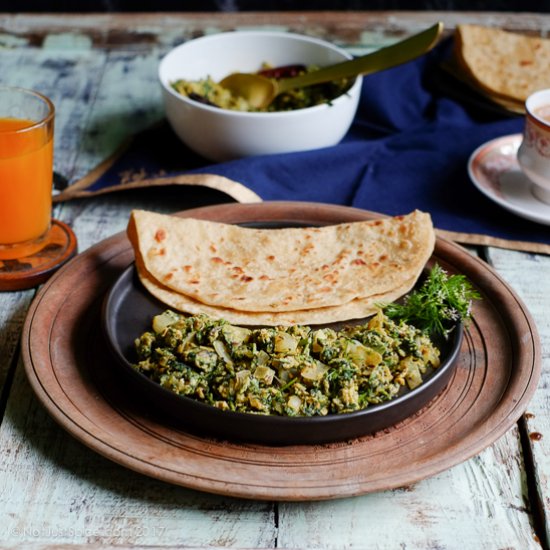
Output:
top-left (381, 264), bottom-right (481, 338)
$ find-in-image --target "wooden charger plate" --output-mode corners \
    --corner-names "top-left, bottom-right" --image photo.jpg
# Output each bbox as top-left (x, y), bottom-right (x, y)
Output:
top-left (22, 202), bottom-right (541, 501)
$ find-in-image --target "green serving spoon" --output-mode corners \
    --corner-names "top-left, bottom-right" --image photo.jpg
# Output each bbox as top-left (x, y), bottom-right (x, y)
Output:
top-left (219, 22), bottom-right (444, 110)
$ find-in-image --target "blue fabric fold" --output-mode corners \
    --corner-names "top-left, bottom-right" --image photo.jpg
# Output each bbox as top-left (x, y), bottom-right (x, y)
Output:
top-left (65, 38), bottom-right (550, 250)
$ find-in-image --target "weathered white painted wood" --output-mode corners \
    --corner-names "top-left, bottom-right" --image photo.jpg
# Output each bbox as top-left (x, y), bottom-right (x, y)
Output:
top-left (2, 12), bottom-right (550, 42)
top-left (0, 291), bottom-right (34, 394)
top-left (66, 48), bottom-right (165, 184)
top-left (278, 427), bottom-right (539, 549)
top-left (485, 246), bottom-right (550, 546)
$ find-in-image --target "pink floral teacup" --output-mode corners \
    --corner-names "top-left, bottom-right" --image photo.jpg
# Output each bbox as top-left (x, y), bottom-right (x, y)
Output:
top-left (517, 88), bottom-right (550, 204)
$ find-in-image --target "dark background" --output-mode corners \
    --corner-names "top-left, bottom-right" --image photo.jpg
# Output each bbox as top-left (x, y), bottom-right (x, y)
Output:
top-left (1, 1), bottom-right (549, 11)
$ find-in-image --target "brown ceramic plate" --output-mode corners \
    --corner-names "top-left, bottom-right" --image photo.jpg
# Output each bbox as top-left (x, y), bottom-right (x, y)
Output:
top-left (101, 258), bottom-right (462, 445)
top-left (21, 202), bottom-right (541, 500)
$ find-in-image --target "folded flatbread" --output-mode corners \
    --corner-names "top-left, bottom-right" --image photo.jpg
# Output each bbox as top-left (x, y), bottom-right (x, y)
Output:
top-left (127, 209), bottom-right (435, 315)
top-left (455, 24), bottom-right (550, 103)
top-left (133, 247), bottom-right (418, 326)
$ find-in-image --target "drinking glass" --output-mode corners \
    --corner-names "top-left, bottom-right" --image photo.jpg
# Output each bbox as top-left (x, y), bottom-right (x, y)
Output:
top-left (0, 86), bottom-right (55, 259)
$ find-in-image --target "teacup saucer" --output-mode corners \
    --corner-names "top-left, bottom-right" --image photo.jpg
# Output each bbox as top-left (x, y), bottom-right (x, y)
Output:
top-left (468, 133), bottom-right (550, 226)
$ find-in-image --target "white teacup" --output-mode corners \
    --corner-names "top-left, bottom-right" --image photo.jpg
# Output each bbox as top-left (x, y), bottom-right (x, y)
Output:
top-left (517, 88), bottom-right (550, 204)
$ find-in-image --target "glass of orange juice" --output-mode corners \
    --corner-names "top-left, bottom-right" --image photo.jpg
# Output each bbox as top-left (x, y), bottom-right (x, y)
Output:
top-left (0, 86), bottom-right (55, 260)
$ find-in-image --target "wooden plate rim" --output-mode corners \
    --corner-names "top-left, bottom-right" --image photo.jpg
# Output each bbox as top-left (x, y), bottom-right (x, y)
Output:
top-left (21, 201), bottom-right (542, 500)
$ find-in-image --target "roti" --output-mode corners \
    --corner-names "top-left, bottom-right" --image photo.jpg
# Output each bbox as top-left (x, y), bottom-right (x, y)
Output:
top-left (455, 24), bottom-right (550, 103)
top-left (440, 58), bottom-right (525, 114)
top-left (127, 209), bottom-right (435, 314)
top-left (133, 247), bottom-right (418, 326)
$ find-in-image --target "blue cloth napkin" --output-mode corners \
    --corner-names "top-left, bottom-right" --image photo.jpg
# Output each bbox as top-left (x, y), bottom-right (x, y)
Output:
top-left (58, 39), bottom-right (550, 252)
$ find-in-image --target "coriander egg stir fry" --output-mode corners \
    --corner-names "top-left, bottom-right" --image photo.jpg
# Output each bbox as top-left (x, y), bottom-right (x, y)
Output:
top-left (170, 64), bottom-right (353, 112)
top-left (133, 310), bottom-right (441, 417)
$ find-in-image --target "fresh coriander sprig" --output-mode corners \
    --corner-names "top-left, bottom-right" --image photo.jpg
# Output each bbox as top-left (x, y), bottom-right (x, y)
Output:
top-left (381, 264), bottom-right (481, 338)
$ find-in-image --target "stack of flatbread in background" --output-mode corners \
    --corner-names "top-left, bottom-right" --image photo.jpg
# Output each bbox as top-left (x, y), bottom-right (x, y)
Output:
top-left (448, 24), bottom-right (550, 114)
top-left (127, 209), bottom-right (435, 326)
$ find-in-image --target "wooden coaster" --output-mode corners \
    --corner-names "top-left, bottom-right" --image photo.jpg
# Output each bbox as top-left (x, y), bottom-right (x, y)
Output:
top-left (0, 219), bottom-right (77, 291)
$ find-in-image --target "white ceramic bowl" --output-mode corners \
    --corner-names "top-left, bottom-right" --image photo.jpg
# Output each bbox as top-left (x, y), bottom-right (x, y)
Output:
top-left (158, 31), bottom-right (362, 162)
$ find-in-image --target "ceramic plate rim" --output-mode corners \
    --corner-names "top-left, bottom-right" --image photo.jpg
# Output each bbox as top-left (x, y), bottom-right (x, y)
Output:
top-left (468, 133), bottom-right (550, 226)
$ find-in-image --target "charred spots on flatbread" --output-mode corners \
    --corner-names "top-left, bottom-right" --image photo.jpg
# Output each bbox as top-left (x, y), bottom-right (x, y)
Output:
top-left (127, 209), bottom-right (435, 325)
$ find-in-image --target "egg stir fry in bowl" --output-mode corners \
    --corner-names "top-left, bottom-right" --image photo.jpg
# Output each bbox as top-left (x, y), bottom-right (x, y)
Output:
top-left (171, 63), bottom-right (354, 113)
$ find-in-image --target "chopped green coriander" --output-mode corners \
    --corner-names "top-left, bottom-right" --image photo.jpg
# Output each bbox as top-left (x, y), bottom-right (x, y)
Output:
top-left (381, 264), bottom-right (481, 338)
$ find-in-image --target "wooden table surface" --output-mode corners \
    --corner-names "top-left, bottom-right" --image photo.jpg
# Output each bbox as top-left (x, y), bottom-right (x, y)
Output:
top-left (0, 11), bottom-right (549, 549)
